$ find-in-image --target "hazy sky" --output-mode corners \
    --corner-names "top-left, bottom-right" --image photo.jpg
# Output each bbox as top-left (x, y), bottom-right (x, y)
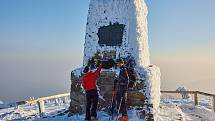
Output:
top-left (0, 0), bottom-right (215, 102)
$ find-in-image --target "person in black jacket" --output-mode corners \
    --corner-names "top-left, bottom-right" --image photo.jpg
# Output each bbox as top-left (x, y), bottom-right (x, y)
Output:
top-left (114, 58), bottom-right (129, 121)
top-left (125, 56), bottom-right (136, 89)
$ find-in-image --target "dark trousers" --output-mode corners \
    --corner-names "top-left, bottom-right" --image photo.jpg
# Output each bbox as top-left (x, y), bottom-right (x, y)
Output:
top-left (85, 89), bottom-right (98, 121)
top-left (113, 85), bottom-right (127, 116)
top-left (115, 90), bottom-right (127, 116)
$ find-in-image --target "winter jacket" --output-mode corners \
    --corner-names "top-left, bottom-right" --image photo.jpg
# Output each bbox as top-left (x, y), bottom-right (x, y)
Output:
top-left (82, 65), bottom-right (102, 91)
top-left (115, 65), bottom-right (129, 92)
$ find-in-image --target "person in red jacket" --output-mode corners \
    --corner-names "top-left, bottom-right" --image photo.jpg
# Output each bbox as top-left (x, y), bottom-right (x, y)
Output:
top-left (82, 63), bottom-right (102, 121)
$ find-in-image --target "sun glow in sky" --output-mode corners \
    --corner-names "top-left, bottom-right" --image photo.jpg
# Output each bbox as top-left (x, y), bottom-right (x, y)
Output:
top-left (0, 0), bottom-right (215, 102)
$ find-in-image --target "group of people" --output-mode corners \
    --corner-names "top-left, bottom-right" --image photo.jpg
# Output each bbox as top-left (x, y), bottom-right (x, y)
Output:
top-left (82, 58), bottom-right (135, 121)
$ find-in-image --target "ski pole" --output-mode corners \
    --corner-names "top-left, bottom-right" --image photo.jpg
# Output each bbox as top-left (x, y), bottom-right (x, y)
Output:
top-left (116, 96), bottom-right (123, 121)
top-left (111, 91), bottom-right (116, 120)
top-left (110, 83), bottom-right (116, 120)
top-left (111, 85), bottom-right (116, 110)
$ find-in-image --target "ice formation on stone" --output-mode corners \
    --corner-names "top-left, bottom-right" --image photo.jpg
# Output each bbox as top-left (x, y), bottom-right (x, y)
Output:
top-left (83, 0), bottom-right (150, 67)
top-left (70, 0), bottom-right (161, 120)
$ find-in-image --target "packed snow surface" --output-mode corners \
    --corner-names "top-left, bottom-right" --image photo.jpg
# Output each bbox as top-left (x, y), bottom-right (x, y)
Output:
top-left (0, 97), bottom-right (215, 121)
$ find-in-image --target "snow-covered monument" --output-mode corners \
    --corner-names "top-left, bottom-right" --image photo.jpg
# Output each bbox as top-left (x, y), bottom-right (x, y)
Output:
top-left (69, 0), bottom-right (161, 120)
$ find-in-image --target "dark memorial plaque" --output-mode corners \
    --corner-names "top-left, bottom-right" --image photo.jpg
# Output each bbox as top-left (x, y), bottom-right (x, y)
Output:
top-left (97, 23), bottom-right (125, 46)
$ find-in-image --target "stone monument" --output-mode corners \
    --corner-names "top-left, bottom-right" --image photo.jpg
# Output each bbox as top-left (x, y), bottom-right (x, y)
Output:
top-left (69, 0), bottom-right (161, 120)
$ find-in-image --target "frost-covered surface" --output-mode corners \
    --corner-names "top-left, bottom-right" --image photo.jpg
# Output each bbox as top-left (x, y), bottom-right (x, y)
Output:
top-left (161, 95), bottom-right (214, 110)
top-left (84, 0), bottom-right (150, 66)
top-left (0, 104), bottom-right (38, 121)
top-left (1, 98), bottom-right (215, 121)
top-left (157, 104), bottom-right (185, 121)
top-left (181, 105), bottom-right (215, 121)
top-left (71, 67), bottom-right (83, 78)
top-left (70, 65), bottom-right (161, 120)
top-left (76, 0), bottom-right (160, 118)
top-left (136, 65), bottom-right (161, 120)
top-left (0, 99), bottom-right (70, 121)
top-left (0, 103), bottom-right (16, 110)
top-left (160, 98), bottom-right (215, 121)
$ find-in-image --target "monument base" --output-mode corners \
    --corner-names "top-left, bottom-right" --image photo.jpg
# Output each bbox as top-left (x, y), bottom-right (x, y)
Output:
top-left (69, 65), bottom-right (161, 121)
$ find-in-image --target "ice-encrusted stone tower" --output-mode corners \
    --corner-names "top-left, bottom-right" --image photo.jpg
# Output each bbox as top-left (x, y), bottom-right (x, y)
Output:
top-left (69, 0), bottom-right (161, 121)
top-left (83, 0), bottom-right (150, 67)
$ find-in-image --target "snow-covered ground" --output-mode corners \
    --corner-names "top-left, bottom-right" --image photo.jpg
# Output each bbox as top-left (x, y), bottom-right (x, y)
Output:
top-left (0, 97), bottom-right (214, 121)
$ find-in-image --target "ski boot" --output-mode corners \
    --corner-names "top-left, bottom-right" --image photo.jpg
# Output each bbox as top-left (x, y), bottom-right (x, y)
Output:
top-left (118, 115), bottom-right (128, 121)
